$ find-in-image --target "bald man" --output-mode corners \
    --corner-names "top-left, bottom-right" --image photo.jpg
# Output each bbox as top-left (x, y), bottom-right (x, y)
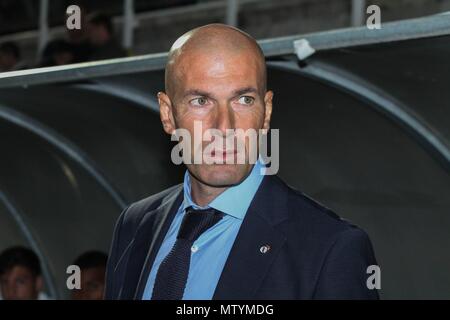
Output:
top-left (104, 24), bottom-right (379, 300)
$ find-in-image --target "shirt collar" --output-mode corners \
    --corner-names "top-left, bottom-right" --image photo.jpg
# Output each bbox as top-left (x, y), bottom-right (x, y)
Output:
top-left (183, 159), bottom-right (266, 220)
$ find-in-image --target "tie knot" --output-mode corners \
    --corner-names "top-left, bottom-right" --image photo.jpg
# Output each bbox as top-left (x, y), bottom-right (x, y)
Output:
top-left (177, 206), bottom-right (224, 242)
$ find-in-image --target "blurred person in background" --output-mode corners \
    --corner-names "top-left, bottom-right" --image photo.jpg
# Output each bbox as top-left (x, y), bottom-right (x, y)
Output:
top-left (71, 251), bottom-right (108, 300)
top-left (0, 246), bottom-right (44, 300)
top-left (0, 41), bottom-right (26, 72)
top-left (39, 39), bottom-right (76, 67)
top-left (86, 12), bottom-right (126, 61)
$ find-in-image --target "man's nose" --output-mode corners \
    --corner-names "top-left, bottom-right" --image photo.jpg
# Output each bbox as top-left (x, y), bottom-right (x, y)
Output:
top-left (215, 103), bottom-right (235, 134)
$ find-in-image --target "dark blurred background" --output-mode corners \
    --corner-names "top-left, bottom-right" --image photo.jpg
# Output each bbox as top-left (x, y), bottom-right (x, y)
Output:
top-left (1, 0), bottom-right (450, 69)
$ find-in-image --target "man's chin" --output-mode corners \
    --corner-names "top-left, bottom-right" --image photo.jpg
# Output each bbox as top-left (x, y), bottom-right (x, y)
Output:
top-left (188, 163), bottom-right (252, 188)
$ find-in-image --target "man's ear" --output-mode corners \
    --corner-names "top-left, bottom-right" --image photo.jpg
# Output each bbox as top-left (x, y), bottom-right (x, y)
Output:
top-left (263, 90), bottom-right (273, 130)
top-left (158, 91), bottom-right (176, 135)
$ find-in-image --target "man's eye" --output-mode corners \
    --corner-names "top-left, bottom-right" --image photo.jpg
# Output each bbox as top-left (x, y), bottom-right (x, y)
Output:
top-left (238, 96), bottom-right (254, 105)
top-left (191, 97), bottom-right (208, 106)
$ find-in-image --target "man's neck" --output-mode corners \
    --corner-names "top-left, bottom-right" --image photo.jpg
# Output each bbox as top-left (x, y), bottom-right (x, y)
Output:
top-left (189, 175), bottom-right (227, 208)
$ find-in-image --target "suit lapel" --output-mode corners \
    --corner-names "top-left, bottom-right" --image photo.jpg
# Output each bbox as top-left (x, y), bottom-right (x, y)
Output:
top-left (213, 175), bottom-right (289, 299)
top-left (120, 187), bottom-right (183, 299)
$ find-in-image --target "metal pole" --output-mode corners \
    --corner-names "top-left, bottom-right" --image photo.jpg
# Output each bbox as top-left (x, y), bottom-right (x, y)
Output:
top-left (351, 0), bottom-right (366, 27)
top-left (226, 0), bottom-right (239, 27)
top-left (38, 0), bottom-right (49, 56)
top-left (123, 0), bottom-right (135, 50)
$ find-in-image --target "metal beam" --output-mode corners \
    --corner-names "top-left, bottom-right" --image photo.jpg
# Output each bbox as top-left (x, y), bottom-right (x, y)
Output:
top-left (122, 0), bottom-right (135, 50)
top-left (267, 60), bottom-right (450, 172)
top-left (0, 53), bottom-right (167, 88)
top-left (351, 0), bottom-right (366, 27)
top-left (0, 13), bottom-right (450, 88)
top-left (72, 82), bottom-right (159, 112)
top-left (0, 104), bottom-right (128, 209)
top-left (226, 0), bottom-right (239, 27)
top-left (38, 0), bottom-right (49, 55)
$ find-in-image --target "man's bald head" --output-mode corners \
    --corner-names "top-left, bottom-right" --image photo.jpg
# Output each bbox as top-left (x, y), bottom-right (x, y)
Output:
top-left (165, 24), bottom-right (267, 98)
top-left (158, 24), bottom-right (274, 191)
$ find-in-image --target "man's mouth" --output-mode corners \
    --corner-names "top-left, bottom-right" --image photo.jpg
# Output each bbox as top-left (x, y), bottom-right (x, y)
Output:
top-left (210, 149), bottom-right (237, 157)
top-left (205, 148), bottom-right (240, 163)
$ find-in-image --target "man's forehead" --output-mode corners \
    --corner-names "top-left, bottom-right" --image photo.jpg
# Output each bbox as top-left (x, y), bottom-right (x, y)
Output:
top-left (166, 24), bottom-right (266, 96)
top-left (178, 50), bottom-right (259, 74)
top-left (177, 68), bottom-right (261, 96)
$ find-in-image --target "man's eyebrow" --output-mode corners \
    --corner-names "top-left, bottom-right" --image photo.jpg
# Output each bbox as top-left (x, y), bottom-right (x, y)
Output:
top-left (183, 87), bottom-right (259, 99)
top-left (183, 89), bottom-right (211, 98)
top-left (233, 87), bottom-right (258, 96)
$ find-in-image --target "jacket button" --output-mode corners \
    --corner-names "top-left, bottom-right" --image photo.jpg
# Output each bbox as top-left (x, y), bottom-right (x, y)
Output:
top-left (260, 245), bottom-right (271, 254)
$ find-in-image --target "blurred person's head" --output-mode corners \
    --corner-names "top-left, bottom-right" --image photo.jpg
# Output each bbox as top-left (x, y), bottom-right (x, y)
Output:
top-left (0, 246), bottom-right (43, 300)
top-left (0, 42), bottom-right (20, 71)
top-left (41, 39), bottom-right (75, 66)
top-left (87, 13), bottom-right (114, 46)
top-left (71, 251), bottom-right (107, 300)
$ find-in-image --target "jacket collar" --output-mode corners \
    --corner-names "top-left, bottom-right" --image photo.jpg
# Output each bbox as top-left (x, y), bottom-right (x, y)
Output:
top-left (213, 174), bottom-right (289, 299)
top-left (120, 185), bottom-right (183, 299)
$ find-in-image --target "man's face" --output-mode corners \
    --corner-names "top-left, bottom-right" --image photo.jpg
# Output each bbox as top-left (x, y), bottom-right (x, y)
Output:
top-left (160, 49), bottom-right (273, 187)
top-left (71, 266), bottom-right (106, 300)
top-left (0, 266), bottom-right (41, 300)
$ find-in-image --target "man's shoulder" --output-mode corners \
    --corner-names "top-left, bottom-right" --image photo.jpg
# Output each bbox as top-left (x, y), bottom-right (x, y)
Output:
top-left (120, 183), bottom-right (183, 230)
top-left (271, 175), bottom-right (367, 240)
top-left (265, 176), bottom-right (376, 275)
top-left (130, 183), bottom-right (183, 212)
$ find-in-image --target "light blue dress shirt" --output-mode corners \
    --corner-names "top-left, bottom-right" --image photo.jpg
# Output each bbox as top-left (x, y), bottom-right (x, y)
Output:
top-left (142, 160), bottom-right (266, 300)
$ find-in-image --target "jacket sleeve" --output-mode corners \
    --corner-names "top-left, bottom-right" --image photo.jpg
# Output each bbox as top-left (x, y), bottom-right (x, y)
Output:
top-left (313, 227), bottom-right (380, 299)
top-left (104, 206), bottom-right (128, 300)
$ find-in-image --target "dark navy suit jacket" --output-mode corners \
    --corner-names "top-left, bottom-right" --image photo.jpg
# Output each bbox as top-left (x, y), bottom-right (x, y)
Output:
top-left (104, 175), bottom-right (379, 299)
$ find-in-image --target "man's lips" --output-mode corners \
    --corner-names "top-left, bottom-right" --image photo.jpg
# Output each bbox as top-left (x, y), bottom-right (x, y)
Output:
top-left (209, 149), bottom-right (238, 157)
